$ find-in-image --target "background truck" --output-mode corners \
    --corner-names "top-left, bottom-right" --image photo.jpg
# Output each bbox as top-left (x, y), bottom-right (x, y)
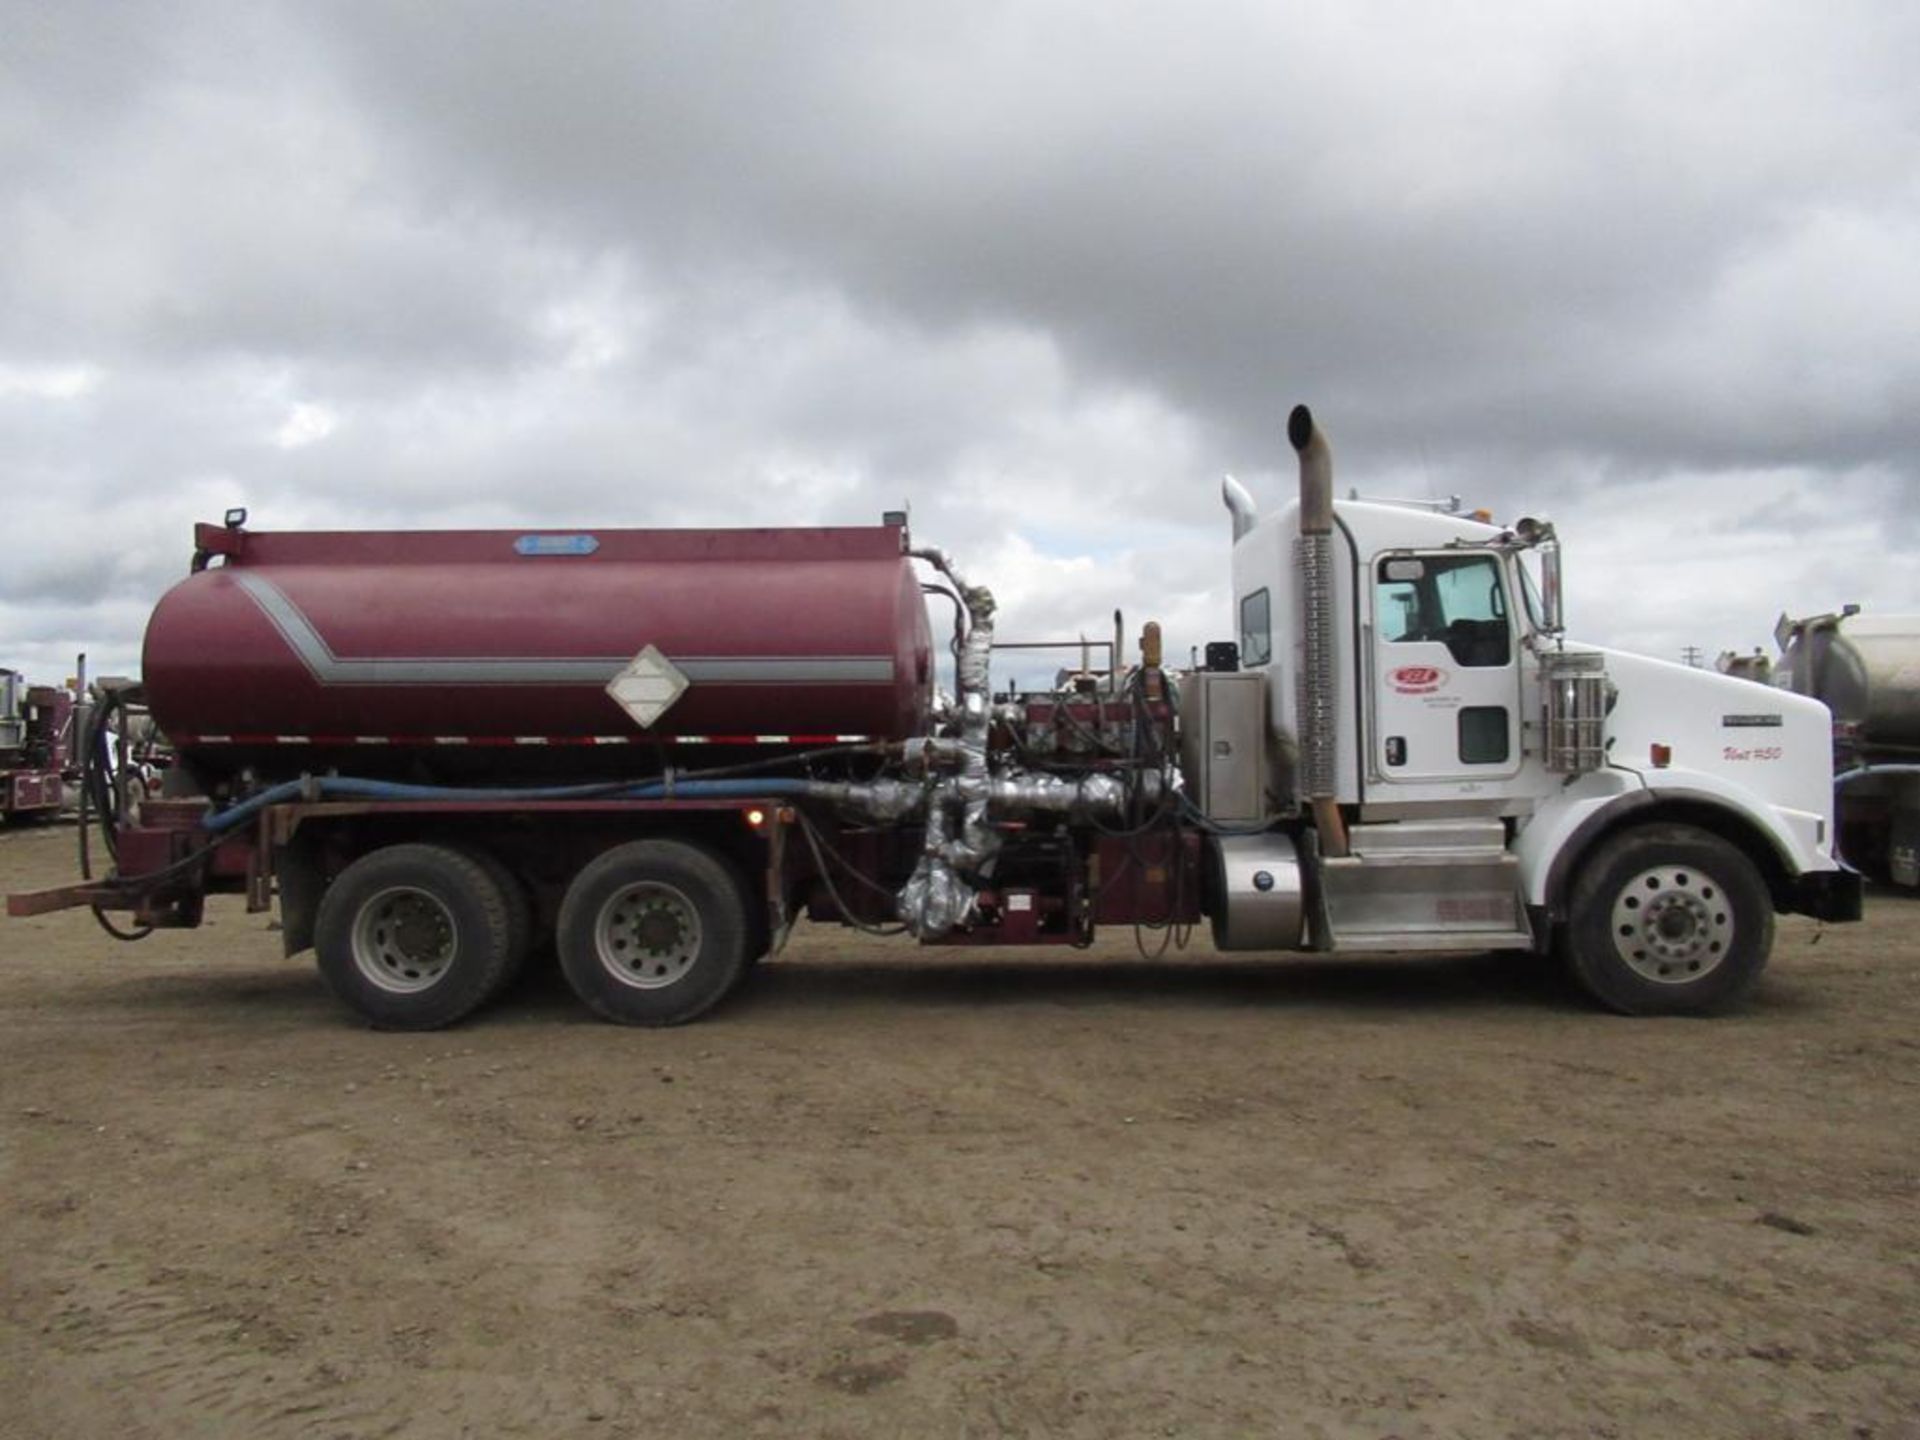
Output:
top-left (0, 669), bottom-right (75, 824)
top-left (9, 406), bottom-right (1861, 1025)
top-left (1773, 608), bottom-right (1920, 888)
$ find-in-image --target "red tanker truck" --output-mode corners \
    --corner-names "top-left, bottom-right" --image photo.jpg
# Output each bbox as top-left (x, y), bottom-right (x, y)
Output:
top-left (0, 670), bottom-right (75, 823)
top-left (8, 408), bottom-right (1862, 1027)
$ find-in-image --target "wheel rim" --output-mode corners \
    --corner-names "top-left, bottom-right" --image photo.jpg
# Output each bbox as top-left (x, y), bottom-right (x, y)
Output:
top-left (594, 881), bottom-right (703, 990)
top-left (1610, 864), bottom-right (1733, 984)
top-left (350, 886), bottom-right (459, 994)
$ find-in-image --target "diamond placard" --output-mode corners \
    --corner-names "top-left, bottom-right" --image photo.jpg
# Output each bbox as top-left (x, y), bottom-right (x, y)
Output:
top-left (605, 644), bottom-right (689, 729)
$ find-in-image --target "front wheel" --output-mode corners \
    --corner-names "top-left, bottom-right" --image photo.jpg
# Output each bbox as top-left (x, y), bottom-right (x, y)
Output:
top-left (556, 839), bottom-right (753, 1026)
top-left (1559, 824), bottom-right (1774, 1015)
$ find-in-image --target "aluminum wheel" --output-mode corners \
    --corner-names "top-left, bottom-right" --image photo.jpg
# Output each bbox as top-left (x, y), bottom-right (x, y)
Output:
top-left (350, 885), bottom-right (460, 994)
top-left (594, 880), bottom-right (704, 990)
top-left (1609, 864), bottom-right (1732, 984)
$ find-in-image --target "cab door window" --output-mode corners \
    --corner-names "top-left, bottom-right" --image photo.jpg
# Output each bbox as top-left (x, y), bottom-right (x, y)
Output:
top-left (1375, 555), bottom-right (1510, 668)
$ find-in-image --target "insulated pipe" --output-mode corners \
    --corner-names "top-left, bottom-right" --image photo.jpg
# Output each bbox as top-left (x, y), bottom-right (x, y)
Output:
top-left (1288, 404), bottom-right (1349, 858)
top-left (906, 546), bottom-right (999, 933)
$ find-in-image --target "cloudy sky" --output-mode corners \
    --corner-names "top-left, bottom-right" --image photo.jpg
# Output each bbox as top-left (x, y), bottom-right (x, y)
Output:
top-left (4, 1), bottom-right (1915, 690)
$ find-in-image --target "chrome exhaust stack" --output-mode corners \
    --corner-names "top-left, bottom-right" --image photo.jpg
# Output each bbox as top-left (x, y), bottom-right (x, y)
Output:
top-left (1221, 475), bottom-right (1259, 542)
top-left (1288, 405), bottom-right (1349, 858)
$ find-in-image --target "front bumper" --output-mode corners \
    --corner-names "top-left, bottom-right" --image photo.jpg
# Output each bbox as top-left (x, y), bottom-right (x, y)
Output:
top-left (1793, 867), bottom-right (1865, 923)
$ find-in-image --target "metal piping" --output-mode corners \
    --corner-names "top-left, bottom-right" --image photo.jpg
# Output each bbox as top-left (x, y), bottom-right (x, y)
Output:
top-left (1288, 405), bottom-right (1349, 858)
top-left (903, 547), bottom-right (1000, 935)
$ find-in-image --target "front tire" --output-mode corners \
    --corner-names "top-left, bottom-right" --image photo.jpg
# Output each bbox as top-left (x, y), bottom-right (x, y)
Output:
top-left (314, 843), bottom-right (514, 1030)
top-left (1560, 824), bottom-right (1773, 1015)
top-left (556, 840), bottom-right (753, 1026)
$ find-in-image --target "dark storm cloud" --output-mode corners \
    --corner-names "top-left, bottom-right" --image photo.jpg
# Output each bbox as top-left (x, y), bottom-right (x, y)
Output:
top-left (0, 0), bottom-right (1914, 679)
top-left (299, 2), bottom-right (1920, 469)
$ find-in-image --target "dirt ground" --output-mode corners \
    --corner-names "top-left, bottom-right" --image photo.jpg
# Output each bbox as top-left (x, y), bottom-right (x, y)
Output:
top-left (1, 819), bottom-right (1915, 1440)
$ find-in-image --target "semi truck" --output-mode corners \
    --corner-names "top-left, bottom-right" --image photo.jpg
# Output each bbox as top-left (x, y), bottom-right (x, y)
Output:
top-left (8, 407), bottom-right (1861, 1026)
top-left (0, 669), bottom-right (74, 823)
top-left (1774, 607), bottom-right (1920, 888)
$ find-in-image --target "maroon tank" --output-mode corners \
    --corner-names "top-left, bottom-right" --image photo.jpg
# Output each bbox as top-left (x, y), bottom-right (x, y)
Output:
top-left (144, 521), bottom-right (933, 783)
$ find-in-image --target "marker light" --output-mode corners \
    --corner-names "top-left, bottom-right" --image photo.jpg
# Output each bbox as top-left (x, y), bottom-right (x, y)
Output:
top-left (744, 807), bottom-right (767, 829)
top-left (1650, 743), bottom-right (1672, 769)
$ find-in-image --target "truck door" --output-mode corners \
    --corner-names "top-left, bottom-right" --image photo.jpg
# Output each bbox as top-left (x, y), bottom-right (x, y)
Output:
top-left (1370, 552), bottom-right (1522, 785)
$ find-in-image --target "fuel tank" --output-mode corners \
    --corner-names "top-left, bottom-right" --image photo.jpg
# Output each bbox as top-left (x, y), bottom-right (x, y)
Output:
top-left (144, 520), bottom-right (933, 785)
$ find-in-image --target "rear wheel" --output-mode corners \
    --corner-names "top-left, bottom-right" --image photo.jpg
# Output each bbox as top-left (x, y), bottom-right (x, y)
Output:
top-left (1560, 824), bottom-right (1773, 1015)
top-left (449, 844), bottom-right (535, 996)
top-left (556, 840), bottom-right (753, 1026)
top-left (314, 843), bottom-right (513, 1029)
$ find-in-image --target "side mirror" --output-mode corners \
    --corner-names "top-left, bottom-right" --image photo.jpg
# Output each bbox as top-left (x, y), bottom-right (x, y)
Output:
top-left (1540, 539), bottom-right (1565, 636)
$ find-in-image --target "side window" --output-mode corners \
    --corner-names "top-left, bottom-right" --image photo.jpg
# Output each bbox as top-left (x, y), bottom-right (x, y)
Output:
top-left (1374, 555), bottom-right (1511, 668)
top-left (1239, 588), bottom-right (1272, 667)
top-left (1459, 706), bottom-right (1510, 763)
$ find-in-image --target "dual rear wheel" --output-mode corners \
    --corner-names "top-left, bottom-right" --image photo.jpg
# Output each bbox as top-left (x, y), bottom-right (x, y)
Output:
top-left (313, 838), bottom-right (754, 1030)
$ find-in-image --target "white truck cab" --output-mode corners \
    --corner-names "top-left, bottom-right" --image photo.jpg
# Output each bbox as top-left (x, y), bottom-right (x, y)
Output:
top-left (1192, 406), bottom-right (1860, 1013)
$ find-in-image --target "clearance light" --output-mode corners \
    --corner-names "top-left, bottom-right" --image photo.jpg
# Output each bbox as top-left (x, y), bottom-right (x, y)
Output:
top-left (1650, 743), bottom-right (1672, 769)
top-left (744, 807), bottom-right (767, 830)
top-left (1470, 508), bottom-right (1494, 523)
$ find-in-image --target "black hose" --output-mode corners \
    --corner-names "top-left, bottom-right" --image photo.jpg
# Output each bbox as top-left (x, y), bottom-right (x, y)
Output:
top-left (794, 811), bottom-right (908, 937)
top-left (74, 688), bottom-right (156, 942)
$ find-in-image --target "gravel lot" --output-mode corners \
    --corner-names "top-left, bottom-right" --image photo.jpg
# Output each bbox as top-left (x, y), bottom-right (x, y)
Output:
top-left (2, 818), bottom-right (1916, 1439)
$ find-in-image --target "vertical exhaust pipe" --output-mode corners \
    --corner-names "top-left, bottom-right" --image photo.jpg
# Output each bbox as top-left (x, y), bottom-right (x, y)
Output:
top-left (1289, 405), bottom-right (1349, 858)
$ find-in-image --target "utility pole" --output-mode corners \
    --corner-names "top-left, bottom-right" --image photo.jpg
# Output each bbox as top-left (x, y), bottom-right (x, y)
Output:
top-left (1680, 646), bottom-right (1704, 668)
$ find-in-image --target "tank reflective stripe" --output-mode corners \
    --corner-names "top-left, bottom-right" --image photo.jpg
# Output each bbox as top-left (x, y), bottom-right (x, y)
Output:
top-left (229, 571), bottom-right (893, 685)
top-left (171, 732), bottom-right (876, 746)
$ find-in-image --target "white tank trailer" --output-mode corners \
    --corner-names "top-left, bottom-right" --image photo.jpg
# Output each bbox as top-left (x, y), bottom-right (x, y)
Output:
top-left (1775, 609), bottom-right (1920, 887)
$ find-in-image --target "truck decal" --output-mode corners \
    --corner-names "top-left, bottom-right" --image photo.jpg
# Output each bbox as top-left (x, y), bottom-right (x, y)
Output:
top-left (1390, 665), bottom-right (1449, 695)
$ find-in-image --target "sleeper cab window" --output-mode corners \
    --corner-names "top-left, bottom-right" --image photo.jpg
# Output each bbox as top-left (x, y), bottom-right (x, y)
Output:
top-left (1374, 555), bottom-right (1511, 668)
top-left (1239, 588), bottom-right (1272, 667)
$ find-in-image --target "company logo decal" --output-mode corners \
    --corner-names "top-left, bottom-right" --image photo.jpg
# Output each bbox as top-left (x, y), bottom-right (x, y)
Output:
top-left (1390, 665), bottom-right (1449, 695)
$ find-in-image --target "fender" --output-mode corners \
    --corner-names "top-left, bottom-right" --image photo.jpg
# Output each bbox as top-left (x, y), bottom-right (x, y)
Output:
top-left (1516, 763), bottom-right (1835, 918)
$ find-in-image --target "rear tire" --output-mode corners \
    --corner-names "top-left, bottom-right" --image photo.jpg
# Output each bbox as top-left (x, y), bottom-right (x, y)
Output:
top-left (449, 844), bottom-right (535, 996)
top-left (556, 840), bottom-right (753, 1026)
top-left (314, 843), bottom-right (513, 1030)
top-left (1559, 824), bottom-right (1773, 1015)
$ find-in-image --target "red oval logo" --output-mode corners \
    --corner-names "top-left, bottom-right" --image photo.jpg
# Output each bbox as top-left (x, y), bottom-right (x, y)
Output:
top-left (1390, 665), bottom-right (1449, 694)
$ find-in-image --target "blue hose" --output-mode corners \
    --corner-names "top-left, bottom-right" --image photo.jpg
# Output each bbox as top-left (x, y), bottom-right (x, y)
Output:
top-left (202, 774), bottom-right (816, 834)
